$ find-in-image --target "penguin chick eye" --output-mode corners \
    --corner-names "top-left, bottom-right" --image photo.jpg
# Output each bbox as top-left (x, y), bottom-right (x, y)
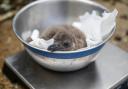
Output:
top-left (63, 41), bottom-right (70, 48)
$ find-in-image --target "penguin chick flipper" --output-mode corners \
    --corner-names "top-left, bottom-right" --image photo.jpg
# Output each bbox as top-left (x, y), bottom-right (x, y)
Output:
top-left (70, 26), bottom-right (87, 50)
top-left (40, 27), bottom-right (58, 40)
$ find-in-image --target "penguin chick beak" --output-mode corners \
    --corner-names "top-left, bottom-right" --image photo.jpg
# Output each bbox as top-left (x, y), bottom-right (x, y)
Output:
top-left (48, 43), bottom-right (63, 52)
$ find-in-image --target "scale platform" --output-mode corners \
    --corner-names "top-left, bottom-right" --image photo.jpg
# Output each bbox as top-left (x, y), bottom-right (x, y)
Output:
top-left (4, 43), bottom-right (128, 89)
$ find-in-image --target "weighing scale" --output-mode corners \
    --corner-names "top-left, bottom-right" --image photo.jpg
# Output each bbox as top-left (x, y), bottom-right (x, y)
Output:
top-left (3, 43), bottom-right (128, 89)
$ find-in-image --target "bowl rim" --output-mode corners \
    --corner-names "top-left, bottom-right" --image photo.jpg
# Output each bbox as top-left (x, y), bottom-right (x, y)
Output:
top-left (13, 0), bottom-right (115, 54)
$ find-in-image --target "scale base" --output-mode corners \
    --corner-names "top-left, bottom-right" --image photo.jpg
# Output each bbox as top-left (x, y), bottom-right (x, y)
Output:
top-left (3, 43), bottom-right (128, 89)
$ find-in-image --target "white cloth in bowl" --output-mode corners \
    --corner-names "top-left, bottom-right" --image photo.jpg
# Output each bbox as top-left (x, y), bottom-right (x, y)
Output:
top-left (29, 29), bottom-right (54, 49)
top-left (72, 9), bottom-right (118, 47)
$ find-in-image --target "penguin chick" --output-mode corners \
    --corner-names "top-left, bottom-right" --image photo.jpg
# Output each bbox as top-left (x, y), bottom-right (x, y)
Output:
top-left (41, 25), bottom-right (87, 52)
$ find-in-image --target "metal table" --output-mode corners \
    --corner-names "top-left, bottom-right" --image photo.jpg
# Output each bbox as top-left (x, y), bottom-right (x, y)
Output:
top-left (4, 43), bottom-right (128, 89)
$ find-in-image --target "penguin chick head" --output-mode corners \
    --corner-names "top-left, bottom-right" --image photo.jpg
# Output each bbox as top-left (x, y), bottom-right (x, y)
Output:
top-left (48, 31), bottom-right (74, 52)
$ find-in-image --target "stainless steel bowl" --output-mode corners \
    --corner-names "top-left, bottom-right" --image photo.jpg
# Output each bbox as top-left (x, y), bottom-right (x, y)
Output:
top-left (13, 0), bottom-right (115, 71)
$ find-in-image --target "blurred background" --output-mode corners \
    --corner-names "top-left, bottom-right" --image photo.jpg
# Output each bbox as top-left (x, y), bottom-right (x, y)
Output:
top-left (0, 0), bottom-right (128, 89)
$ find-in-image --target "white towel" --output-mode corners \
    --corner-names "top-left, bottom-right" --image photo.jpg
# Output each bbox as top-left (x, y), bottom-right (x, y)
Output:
top-left (29, 29), bottom-right (54, 49)
top-left (73, 9), bottom-right (118, 47)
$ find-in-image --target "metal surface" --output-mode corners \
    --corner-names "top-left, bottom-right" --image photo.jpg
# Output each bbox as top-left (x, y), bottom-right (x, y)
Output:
top-left (5, 43), bottom-right (128, 89)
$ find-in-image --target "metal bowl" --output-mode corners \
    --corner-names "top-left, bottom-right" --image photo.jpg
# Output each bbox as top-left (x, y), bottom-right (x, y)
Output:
top-left (13, 0), bottom-right (115, 71)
